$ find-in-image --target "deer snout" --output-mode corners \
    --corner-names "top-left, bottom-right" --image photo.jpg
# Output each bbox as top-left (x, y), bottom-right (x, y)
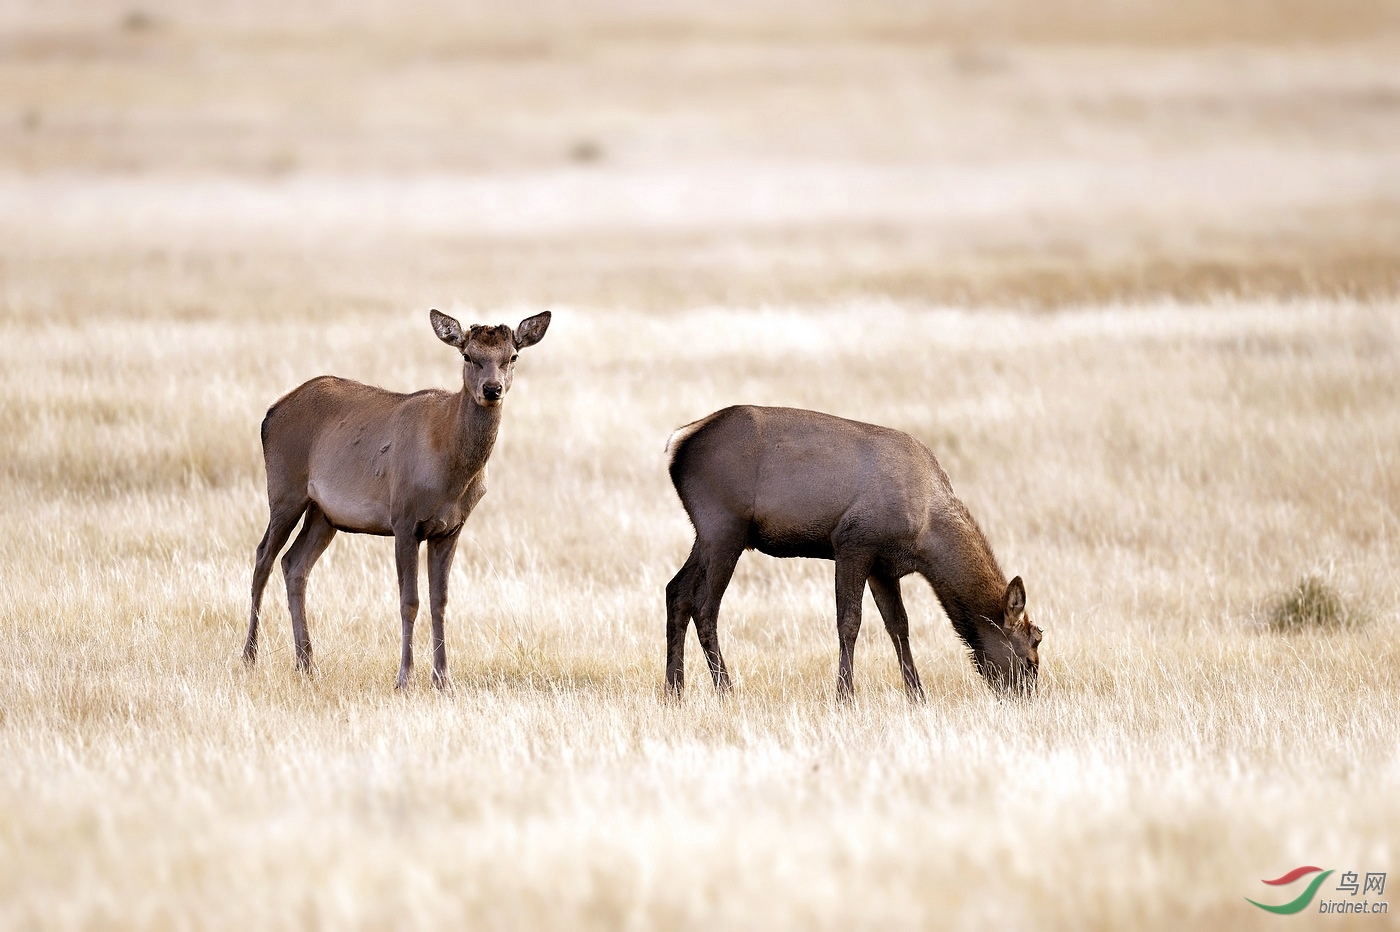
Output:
top-left (482, 381), bottom-right (503, 401)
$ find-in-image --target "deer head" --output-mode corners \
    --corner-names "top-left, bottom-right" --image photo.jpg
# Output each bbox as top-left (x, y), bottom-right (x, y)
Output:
top-left (430, 310), bottom-right (550, 408)
top-left (971, 576), bottom-right (1041, 695)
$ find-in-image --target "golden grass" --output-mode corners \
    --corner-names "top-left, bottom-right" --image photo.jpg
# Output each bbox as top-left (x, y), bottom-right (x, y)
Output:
top-left (2, 300), bottom-right (1398, 929)
top-left (3, 2), bottom-right (1400, 927)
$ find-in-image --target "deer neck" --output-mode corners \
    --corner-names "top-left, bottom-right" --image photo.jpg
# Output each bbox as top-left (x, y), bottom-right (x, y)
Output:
top-left (917, 530), bottom-right (1007, 647)
top-left (450, 391), bottom-right (503, 480)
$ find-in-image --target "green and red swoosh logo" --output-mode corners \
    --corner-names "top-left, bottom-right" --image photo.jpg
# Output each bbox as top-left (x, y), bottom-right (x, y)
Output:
top-left (1247, 867), bottom-right (1334, 914)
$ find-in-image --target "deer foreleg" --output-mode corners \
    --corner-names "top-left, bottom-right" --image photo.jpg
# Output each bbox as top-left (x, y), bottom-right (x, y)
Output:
top-left (394, 530), bottom-right (420, 689)
top-left (426, 533), bottom-right (460, 690)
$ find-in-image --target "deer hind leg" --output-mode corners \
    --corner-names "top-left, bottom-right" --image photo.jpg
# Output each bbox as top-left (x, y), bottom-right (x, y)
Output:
top-left (680, 517), bottom-right (744, 694)
top-left (245, 497), bottom-right (309, 665)
top-left (393, 529), bottom-right (421, 690)
top-left (664, 543), bottom-right (702, 696)
top-left (281, 503), bottom-right (337, 674)
top-left (692, 537), bottom-right (743, 694)
top-left (426, 533), bottom-right (460, 690)
top-left (868, 572), bottom-right (925, 701)
top-left (833, 551), bottom-right (875, 702)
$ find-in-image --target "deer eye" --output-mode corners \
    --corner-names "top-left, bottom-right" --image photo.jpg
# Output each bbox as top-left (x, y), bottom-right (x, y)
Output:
top-left (510, 353), bottom-right (519, 363)
top-left (462, 355), bottom-right (474, 365)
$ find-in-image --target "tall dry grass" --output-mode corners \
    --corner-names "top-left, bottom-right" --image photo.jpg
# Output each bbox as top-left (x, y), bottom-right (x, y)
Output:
top-left (2, 301), bottom-right (1398, 929)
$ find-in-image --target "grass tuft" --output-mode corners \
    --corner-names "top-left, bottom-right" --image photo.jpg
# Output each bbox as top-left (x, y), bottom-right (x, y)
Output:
top-left (1268, 575), bottom-right (1365, 632)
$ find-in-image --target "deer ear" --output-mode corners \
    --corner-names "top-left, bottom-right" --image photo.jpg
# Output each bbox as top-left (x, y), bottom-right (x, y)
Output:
top-left (514, 311), bottom-right (551, 349)
top-left (430, 309), bottom-right (467, 348)
top-left (1002, 576), bottom-right (1026, 625)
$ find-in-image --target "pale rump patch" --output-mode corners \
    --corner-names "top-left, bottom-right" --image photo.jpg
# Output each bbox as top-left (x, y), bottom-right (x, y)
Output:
top-left (665, 411), bottom-right (724, 464)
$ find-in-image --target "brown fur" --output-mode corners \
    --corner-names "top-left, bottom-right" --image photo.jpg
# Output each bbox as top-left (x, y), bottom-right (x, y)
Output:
top-left (665, 405), bottom-right (1041, 699)
top-left (243, 309), bottom-right (550, 688)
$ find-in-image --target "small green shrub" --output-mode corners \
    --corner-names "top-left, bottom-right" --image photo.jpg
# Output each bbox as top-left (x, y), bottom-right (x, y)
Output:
top-left (1268, 576), bottom-right (1364, 632)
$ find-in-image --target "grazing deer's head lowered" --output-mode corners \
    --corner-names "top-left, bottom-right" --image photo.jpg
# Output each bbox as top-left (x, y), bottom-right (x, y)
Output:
top-left (970, 576), bottom-right (1042, 695)
top-left (664, 404), bottom-right (1043, 700)
top-left (244, 309), bottom-right (550, 688)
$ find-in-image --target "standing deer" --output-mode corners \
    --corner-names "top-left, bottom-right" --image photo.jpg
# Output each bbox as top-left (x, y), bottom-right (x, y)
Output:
top-left (664, 405), bottom-right (1041, 699)
top-left (243, 309), bottom-right (550, 688)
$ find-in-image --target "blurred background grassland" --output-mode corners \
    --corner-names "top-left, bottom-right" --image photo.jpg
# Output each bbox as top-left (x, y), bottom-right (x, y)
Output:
top-left (1, 1), bottom-right (1399, 929)
top-left (2, 0), bottom-right (1399, 311)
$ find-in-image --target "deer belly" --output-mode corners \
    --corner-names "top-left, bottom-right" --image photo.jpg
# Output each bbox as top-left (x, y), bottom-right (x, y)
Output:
top-left (308, 480), bottom-right (392, 535)
top-left (747, 518), bottom-right (837, 560)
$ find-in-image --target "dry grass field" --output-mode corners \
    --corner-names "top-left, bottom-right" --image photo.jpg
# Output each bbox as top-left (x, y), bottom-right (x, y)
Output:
top-left (2, 2), bottom-right (1399, 929)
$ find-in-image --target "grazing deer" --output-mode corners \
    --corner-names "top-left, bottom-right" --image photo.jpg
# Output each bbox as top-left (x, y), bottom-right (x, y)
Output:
top-left (243, 309), bottom-right (551, 688)
top-left (664, 405), bottom-right (1041, 700)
